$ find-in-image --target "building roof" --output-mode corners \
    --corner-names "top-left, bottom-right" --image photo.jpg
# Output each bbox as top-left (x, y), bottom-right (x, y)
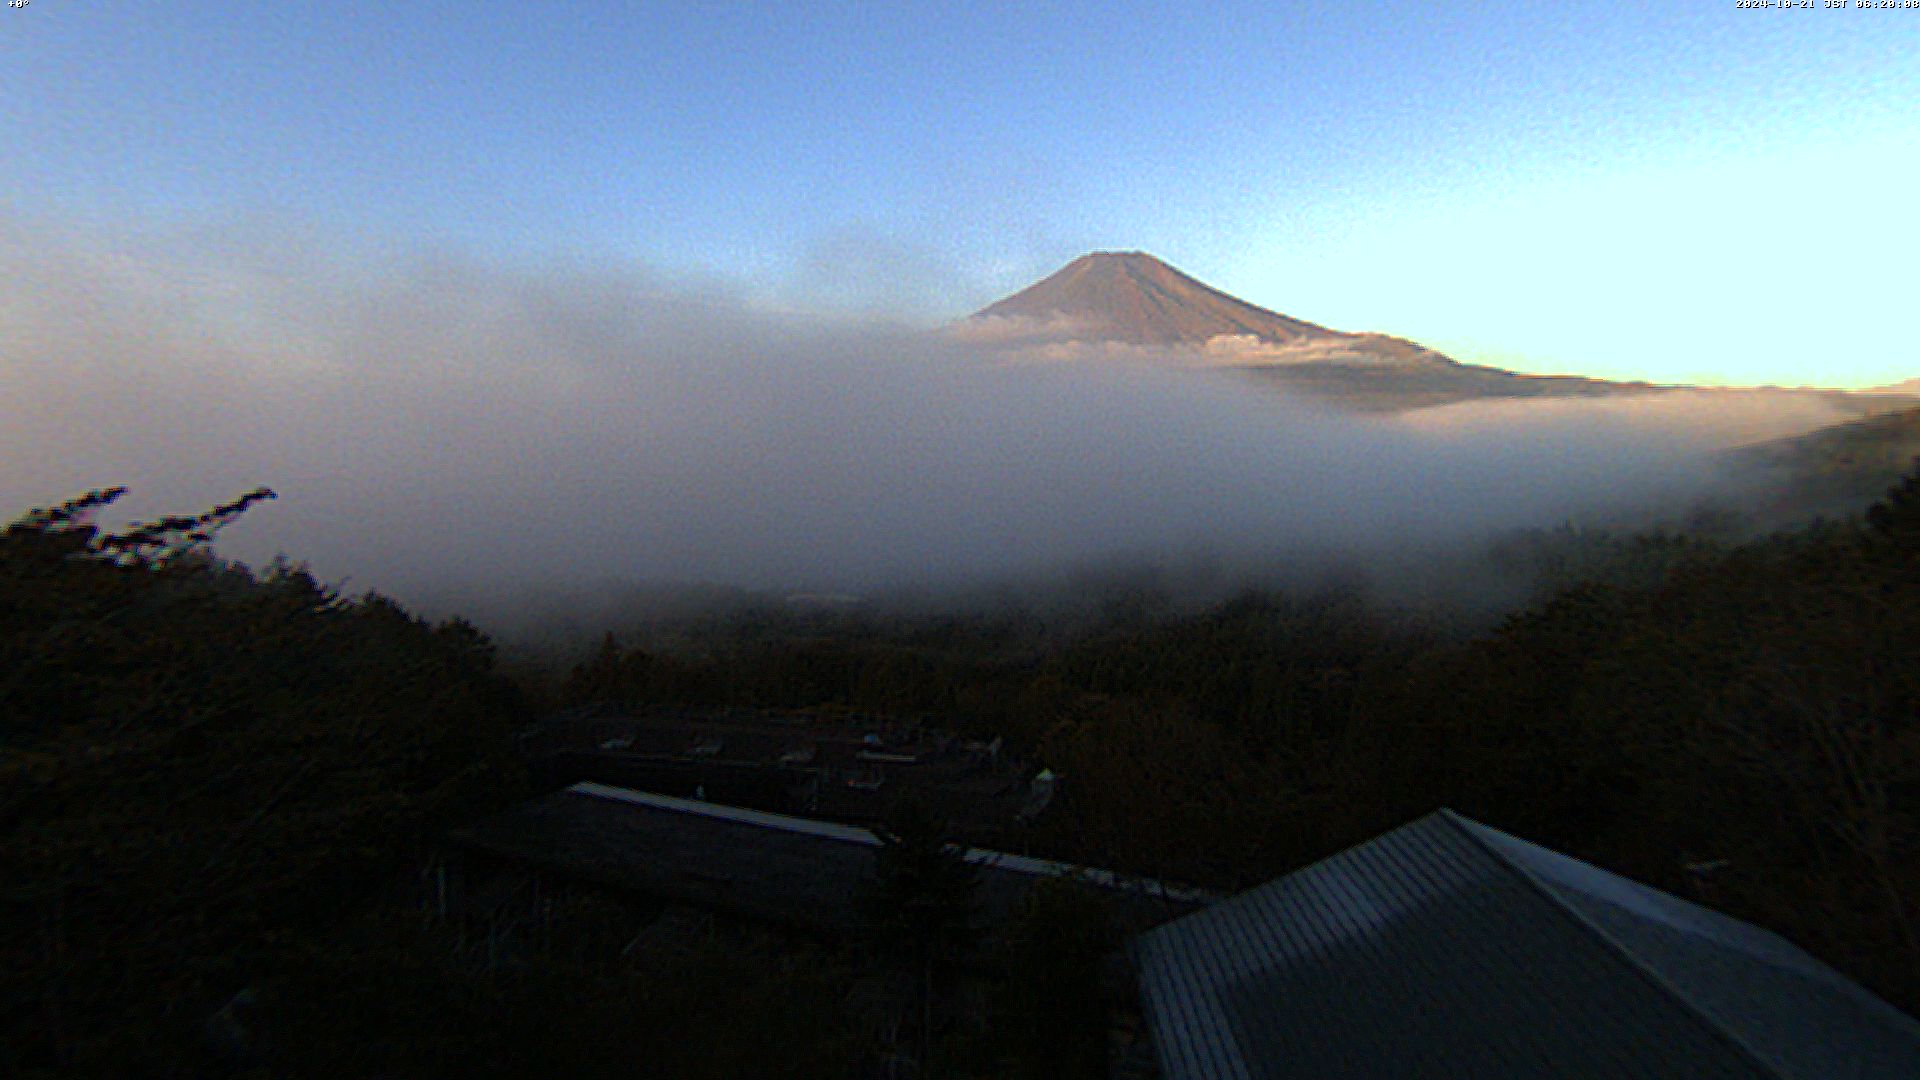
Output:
top-left (448, 782), bottom-right (1211, 939)
top-left (1130, 809), bottom-right (1920, 1080)
top-left (522, 705), bottom-right (1041, 834)
top-left (451, 782), bottom-right (879, 933)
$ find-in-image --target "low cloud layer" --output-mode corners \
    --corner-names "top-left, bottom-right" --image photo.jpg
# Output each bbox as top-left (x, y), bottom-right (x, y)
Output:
top-left (0, 210), bottom-right (1848, 628)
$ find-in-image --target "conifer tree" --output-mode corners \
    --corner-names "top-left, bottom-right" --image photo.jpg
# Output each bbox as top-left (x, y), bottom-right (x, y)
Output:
top-left (865, 800), bottom-right (979, 1076)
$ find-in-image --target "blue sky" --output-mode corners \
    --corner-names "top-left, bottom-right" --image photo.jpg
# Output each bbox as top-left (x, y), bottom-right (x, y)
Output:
top-left (7, 1), bottom-right (1919, 386)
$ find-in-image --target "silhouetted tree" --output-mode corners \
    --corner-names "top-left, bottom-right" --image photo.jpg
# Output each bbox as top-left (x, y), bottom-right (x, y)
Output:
top-left (2, 486), bottom-right (530, 1073)
top-left (989, 879), bottom-right (1117, 1079)
top-left (865, 801), bottom-right (979, 1077)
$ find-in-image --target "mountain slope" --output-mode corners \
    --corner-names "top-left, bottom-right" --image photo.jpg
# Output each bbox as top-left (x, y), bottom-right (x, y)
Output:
top-left (969, 252), bottom-right (1659, 411)
top-left (973, 251), bottom-right (1332, 346)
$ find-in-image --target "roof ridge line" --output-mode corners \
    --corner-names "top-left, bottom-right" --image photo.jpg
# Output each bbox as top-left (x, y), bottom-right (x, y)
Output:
top-left (1438, 809), bottom-right (1787, 1080)
top-left (569, 781), bottom-right (883, 847)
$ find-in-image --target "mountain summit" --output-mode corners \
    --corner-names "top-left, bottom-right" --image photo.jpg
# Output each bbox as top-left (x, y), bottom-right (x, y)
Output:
top-left (973, 251), bottom-right (1330, 346)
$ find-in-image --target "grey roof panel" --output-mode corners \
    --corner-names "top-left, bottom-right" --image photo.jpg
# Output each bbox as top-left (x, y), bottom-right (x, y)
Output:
top-left (1456, 815), bottom-right (1920, 1080)
top-left (1133, 811), bottom-right (1920, 1080)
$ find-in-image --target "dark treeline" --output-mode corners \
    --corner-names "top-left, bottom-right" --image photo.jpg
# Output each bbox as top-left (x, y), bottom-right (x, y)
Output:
top-left (1, 488), bottom-right (538, 1074)
top-left (4, 467), bottom-right (1918, 1075)
top-left (0, 489), bottom-right (1079, 1078)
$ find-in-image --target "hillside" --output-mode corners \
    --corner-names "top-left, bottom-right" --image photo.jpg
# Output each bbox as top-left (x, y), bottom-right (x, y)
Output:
top-left (1232, 344), bottom-right (1664, 413)
top-left (1727, 403), bottom-right (1920, 519)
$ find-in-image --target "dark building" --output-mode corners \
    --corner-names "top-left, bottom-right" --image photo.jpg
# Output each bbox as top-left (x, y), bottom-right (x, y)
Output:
top-left (445, 780), bottom-right (1211, 948)
top-left (519, 704), bottom-right (1052, 842)
top-left (1130, 809), bottom-right (1920, 1079)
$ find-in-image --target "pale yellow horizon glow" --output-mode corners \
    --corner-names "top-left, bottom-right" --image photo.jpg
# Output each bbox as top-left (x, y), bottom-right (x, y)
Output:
top-left (1231, 130), bottom-right (1918, 392)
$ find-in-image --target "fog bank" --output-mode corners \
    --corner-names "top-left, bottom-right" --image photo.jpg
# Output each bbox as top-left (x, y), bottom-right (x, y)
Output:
top-left (0, 211), bottom-right (1843, 632)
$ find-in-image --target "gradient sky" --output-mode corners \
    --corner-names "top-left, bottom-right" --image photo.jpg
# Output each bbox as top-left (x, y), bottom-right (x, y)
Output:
top-left (7, 1), bottom-right (1918, 387)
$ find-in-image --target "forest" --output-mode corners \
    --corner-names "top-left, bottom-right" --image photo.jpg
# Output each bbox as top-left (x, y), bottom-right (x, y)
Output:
top-left (3, 465), bottom-right (1917, 1077)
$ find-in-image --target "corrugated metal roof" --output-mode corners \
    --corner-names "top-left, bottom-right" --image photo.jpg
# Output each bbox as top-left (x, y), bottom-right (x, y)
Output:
top-left (1131, 810), bottom-right (1920, 1080)
top-left (1459, 814), bottom-right (1920, 1079)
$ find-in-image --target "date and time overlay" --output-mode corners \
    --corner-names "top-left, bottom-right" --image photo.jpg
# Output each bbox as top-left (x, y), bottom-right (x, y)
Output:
top-left (1738, 0), bottom-right (1920, 9)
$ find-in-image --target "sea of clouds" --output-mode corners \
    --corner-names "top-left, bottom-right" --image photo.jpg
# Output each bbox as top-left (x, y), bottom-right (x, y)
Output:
top-left (0, 209), bottom-right (1849, 634)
